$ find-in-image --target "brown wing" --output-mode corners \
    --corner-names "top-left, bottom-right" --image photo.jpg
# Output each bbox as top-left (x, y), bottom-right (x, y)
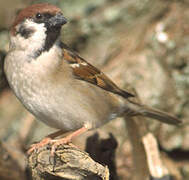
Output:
top-left (61, 43), bottom-right (134, 98)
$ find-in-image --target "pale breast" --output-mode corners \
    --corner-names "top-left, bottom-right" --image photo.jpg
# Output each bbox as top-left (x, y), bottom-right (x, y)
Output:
top-left (5, 49), bottom-right (125, 131)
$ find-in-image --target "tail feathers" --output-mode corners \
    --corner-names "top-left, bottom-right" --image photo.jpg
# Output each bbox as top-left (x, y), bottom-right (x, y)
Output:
top-left (139, 106), bottom-right (181, 125)
top-left (126, 101), bottom-right (182, 125)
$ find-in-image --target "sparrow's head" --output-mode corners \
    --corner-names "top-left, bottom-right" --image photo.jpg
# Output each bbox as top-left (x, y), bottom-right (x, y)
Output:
top-left (10, 3), bottom-right (67, 55)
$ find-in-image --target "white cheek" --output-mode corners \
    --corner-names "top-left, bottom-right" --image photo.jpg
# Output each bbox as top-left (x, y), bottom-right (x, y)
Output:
top-left (10, 20), bottom-right (47, 52)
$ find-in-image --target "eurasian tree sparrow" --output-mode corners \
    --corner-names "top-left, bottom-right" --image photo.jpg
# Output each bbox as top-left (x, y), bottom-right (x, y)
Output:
top-left (4, 3), bottom-right (181, 153)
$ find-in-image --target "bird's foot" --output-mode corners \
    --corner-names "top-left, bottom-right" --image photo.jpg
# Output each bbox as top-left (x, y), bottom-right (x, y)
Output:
top-left (50, 136), bottom-right (73, 155)
top-left (27, 137), bottom-right (52, 154)
top-left (27, 127), bottom-right (88, 155)
top-left (50, 126), bottom-right (88, 155)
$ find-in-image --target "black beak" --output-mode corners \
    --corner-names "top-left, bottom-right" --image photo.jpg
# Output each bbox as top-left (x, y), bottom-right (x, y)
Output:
top-left (49, 13), bottom-right (67, 27)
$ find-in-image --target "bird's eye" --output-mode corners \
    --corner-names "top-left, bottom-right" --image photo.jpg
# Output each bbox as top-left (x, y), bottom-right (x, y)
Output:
top-left (36, 13), bottom-right (42, 19)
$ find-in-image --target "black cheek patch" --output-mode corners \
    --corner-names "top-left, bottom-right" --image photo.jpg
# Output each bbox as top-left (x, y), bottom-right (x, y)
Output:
top-left (18, 25), bottom-right (34, 39)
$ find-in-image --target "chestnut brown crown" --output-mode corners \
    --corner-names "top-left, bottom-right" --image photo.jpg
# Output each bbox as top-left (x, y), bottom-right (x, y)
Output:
top-left (11, 3), bottom-right (62, 35)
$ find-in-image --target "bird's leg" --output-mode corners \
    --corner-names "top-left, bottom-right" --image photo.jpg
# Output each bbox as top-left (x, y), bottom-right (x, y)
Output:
top-left (50, 126), bottom-right (88, 155)
top-left (27, 129), bottom-right (65, 154)
top-left (27, 127), bottom-right (89, 155)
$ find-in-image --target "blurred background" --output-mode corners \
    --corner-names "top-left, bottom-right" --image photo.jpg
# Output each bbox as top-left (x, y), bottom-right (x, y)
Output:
top-left (0, 0), bottom-right (188, 179)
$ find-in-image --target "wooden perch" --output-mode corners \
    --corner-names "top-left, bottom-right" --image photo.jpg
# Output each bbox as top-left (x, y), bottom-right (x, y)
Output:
top-left (28, 144), bottom-right (109, 180)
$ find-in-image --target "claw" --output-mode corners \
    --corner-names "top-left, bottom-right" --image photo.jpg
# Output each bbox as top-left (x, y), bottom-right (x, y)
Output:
top-left (27, 127), bottom-right (88, 155)
top-left (50, 137), bottom-right (71, 155)
top-left (27, 137), bottom-right (51, 154)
